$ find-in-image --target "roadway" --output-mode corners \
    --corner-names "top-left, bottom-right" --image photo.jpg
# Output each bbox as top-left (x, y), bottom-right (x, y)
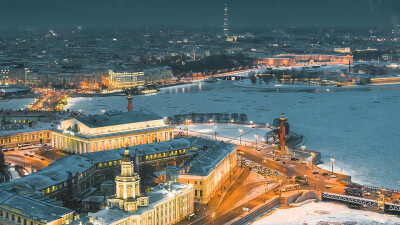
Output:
top-left (29, 89), bottom-right (67, 111)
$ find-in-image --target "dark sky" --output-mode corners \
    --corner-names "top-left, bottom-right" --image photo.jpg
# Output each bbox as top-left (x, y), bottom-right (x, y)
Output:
top-left (0, 0), bottom-right (399, 29)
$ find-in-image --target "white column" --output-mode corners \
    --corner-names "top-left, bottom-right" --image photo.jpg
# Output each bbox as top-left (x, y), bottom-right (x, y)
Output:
top-left (75, 140), bottom-right (78, 154)
top-left (51, 135), bottom-right (55, 149)
top-left (83, 142), bottom-right (86, 153)
top-left (87, 143), bottom-right (90, 153)
top-left (102, 141), bottom-right (105, 151)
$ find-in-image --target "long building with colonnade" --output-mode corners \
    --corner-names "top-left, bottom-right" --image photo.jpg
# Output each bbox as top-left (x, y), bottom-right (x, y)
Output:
top-left (51, 100), bottom-right (174, 154)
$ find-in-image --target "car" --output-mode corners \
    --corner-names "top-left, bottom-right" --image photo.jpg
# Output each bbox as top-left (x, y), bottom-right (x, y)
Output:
top-left (24, 153), bottom-right (29, 156)
top-left (322, 172), bottom-right (329, 176)
top-left (325, 185), bottom-right (332, 188)
top-left (275, 158), bottom-right (281, 161)
top-left (312, 170), bottom-right (319, 174)
top-left (41, 158), bottom-right (46, 161)
top-left (330, 175), bottom-right (337, 178)
top-left (29, 155), bottom-right (33, 157)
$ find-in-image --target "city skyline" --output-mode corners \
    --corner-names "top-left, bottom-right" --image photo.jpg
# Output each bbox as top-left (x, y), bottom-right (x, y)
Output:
top-left (0, 0), bottom-right (400, 29)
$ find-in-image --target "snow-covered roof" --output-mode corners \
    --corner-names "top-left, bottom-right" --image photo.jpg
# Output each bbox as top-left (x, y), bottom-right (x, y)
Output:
top-left (75, 110), bottom-right (163, 128)
top-left (88, 182), bottom-right (192, 225)
top-left (180, 137), bottom-right (237, 176)
top-left (0, 191), bottom-right (73, 223)
top-left (0, 138), bottom-right (191, 192)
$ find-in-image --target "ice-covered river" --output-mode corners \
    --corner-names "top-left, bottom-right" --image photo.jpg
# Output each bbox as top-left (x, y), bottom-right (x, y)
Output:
top-left (2, 81), bottom-right (400, 190)
top-left (66, 81), bottom-right (400, 189)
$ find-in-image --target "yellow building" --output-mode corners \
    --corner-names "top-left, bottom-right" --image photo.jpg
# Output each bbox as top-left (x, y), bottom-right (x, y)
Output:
top-left (0, 191), bottom-right (74, 225)
top-left (51, 110), bottom-right (174, 154)
top-left (105, 69), bottom-right (145, 89)
top-left (176, 138), bottom-right (237, 203)
top-left (88, 148), bottom-right (195, 225)
top-left (0, 129), bottom-right (51, 149)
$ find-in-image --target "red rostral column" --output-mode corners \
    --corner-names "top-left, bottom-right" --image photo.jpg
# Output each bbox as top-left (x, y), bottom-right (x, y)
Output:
top-left (279, 113), bottom-right (287, 151)
top-left (127, 95), bottom-right (133, 112)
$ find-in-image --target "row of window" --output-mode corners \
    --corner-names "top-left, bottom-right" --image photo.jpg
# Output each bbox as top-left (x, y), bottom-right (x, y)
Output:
top-left (98, 160), bottom-right (122, 168)
top-left (145, 149), bottom-right (186, 161)
top-left (0, 132), bottom-right (49, 144)
top-left (0, 210), bottom-right (40, 225)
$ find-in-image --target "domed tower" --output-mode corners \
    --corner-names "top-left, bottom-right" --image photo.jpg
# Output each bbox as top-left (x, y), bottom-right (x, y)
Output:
top-left (116, 147), bottom-right (140, 199)
top-left (108, 147), bottom-right (148, 212)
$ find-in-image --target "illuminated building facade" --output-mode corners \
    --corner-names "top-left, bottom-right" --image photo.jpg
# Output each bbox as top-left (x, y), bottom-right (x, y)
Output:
top-left (176, 138), bottom-right (237, 203)
top-left (89, 148), bottom-right (194, 225)
top-left (51, 109), bottom-right (174, 154)
top-left (257, 54), bottom-right (353, 66)
top-left (105, 69), bottom-right (145, 89)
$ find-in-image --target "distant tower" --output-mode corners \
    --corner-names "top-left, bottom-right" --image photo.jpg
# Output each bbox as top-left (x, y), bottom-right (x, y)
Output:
top-left (223, 1), bottom-right (229, 37)
top-left (127, 94), bottom-right (133, 112)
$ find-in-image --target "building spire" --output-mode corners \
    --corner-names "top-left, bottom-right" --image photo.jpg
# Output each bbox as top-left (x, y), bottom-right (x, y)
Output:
top-left (223, 1), bottom-right (229, 37)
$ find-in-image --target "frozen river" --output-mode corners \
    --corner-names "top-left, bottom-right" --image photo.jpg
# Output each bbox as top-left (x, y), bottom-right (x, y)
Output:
top-left (2, 81), bottom-right (400, 189)
top-left (66, 81), bottom-right (400, 189)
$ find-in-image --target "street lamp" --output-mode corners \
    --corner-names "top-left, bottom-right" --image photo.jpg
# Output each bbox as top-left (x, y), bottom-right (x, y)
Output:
top-left (331, 157), bottom-right (335, 175)
top-left (301, 145), bottom-right (305, 152)
top-left (272, 143), bottom-right (275, 159)
top-left (314, 177), bottom-right (318, 192)
top-left (279, 180), bottom-right (282, 197)
top-left (254, 134), bottom-right (258, 150)
top-left (239, 128), bottom-right (243, 144)
top-left (311, 152), bottom-right (315, 171)
top-left (214, 124), bottom-right (217, 140)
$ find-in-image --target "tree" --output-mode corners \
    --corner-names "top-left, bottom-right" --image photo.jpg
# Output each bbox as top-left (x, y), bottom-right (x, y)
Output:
top-left (189, 113), bottom-right (197, 123)
top-left (239, 113), bottom-right (248, 124)
top-left (198, 113), bottom-right (205, 124)
top-left (231, 113), bottom-right (239, 123)
top-left (222, 113), bottom-right (230, 123)
top-left (215, 113), bottom-right (223, 123)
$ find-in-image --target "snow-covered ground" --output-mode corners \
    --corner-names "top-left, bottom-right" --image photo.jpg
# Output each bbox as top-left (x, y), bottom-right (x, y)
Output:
top-left (64, 81), bottom-right (400, 190)
top-left (0, 98), bottom-right (34, 110)
top-left (176, 123), bottom-right (270, 144)
top-left (251, 201), bottom-right (400, 225)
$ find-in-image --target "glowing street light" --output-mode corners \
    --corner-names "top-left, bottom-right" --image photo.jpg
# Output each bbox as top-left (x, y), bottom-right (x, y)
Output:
top-left (301, 145), bottom-right (305, 152)
top-left (214, 124), bottom-right (217, 140)
top-left (272, 143), bottom-right (276, 159)
top-left (254, 134), bottom-right (258, 150)
top-left (239, 128), bottom-right (243, 144)
top-left (311, 152), bottom-right (315, 171)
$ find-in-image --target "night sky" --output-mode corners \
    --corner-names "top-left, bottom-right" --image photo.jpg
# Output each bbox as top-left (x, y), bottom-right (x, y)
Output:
top-left (0, 0), bottom-right (399, 28)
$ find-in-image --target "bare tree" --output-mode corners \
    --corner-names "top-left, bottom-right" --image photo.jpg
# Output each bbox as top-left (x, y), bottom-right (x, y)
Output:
top-left (222, 113), bottom-right (230, 123)
top-left (239, 113), bottom-right (248, 124)
top-left (231, 113), bottom-right (239, 123)
top-left (215, 113), bottom-right (223, 123)
top-left (198, 113), bottom-right (205, 124)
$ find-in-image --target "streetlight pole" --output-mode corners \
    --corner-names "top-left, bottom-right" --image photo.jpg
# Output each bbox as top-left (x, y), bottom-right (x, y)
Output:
top-left (272, 143), bottom-right (275, 160)
top-left (214, 124), bottom-right (217, 140)
top-left (314, 176), bottom-right (318, 191)
top-left (311, 152), bottom-right (315, 171)
top-left (279, 180), bottom-right (282, 197)
top-left (254, 134), bottom-right (258, 150)
top-left (331, 157), bottom-right (335, 175)
top-left (239, 128), bottom-right (243, 145)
